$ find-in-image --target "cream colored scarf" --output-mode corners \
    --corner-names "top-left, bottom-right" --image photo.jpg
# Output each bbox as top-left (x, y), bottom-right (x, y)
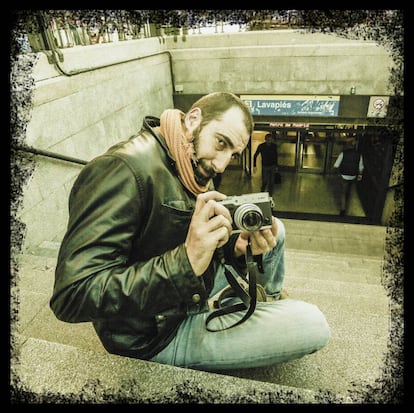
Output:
top-left (159, 109), bottom-right (210, 196)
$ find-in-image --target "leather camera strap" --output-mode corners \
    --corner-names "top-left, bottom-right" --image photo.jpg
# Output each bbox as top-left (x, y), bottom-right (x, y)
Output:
top-left (205, 244), bottom-right (260, 332)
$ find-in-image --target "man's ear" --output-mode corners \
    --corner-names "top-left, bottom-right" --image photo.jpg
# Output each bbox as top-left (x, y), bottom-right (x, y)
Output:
top-left (184, 107), bottom-right (202, 132)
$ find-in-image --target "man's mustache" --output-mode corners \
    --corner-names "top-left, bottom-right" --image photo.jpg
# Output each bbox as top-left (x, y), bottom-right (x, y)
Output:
top-left (192, 158), bottom-right (216, 182)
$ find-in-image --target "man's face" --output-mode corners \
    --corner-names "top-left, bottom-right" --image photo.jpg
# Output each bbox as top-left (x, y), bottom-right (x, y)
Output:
top-left (187, 107), bottom-right (250, 186)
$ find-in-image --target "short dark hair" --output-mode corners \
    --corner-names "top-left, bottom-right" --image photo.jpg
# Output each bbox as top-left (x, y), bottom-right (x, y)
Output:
top-left (190, 92), bottom-right (254, 136)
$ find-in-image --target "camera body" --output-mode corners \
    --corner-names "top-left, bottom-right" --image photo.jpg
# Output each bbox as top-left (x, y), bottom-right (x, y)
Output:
top-left (219, 192), bottom-right (274, 233)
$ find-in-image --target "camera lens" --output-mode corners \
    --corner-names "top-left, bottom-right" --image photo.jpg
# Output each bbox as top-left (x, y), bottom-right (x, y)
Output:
top-left (234, 203), bottom-right (264, 232)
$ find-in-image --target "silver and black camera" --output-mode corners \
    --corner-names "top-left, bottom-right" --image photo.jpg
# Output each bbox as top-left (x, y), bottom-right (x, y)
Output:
top-left (219, 192), bottom-right (274, 233)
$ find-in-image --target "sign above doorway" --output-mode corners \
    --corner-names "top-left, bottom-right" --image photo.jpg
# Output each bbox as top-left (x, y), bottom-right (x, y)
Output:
top-left (241, 95), bottom-right (340, 117)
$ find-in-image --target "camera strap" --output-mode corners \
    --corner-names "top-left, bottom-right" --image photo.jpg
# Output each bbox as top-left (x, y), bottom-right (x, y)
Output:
top-left (205, 244), bottom-right (261, 332)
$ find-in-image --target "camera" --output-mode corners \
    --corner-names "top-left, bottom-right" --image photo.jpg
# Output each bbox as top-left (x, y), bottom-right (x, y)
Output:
top-left (219, 192), bottom-right (274, 233)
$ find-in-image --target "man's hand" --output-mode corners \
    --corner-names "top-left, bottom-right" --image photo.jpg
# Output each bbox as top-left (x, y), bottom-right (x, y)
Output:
top-left (234, 216), bottom-right (278, 257)
top-left (185, 191), bottom-right (233, 276)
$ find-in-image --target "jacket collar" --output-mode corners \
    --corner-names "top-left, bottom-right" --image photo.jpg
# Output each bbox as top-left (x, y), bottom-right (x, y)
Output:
top-left (142, 115), bottom-right (177, 168)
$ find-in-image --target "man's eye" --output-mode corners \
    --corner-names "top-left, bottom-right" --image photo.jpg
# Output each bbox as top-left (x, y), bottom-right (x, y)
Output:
top-left (231, 153), bottom-right (241, 160)
top-left (216, 138), bottom-right (226, 149)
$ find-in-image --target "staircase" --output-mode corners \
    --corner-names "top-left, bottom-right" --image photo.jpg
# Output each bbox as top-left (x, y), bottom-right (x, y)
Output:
top-left (219, 219), bottom-right (390, 395)
top-left (11, 219), bottom-right (402, 404)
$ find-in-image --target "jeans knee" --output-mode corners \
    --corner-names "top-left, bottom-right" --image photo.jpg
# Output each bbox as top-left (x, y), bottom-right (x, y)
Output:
top-left (308, 303), bottom-right (331, 347)
top-left (275, 217), bottom-right (285, 244)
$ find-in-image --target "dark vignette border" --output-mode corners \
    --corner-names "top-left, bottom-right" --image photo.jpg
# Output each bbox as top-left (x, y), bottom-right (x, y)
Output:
top-left (9, 9), bottom-right (404, 404)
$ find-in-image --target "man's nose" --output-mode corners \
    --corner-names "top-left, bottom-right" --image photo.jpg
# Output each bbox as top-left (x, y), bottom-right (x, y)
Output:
top-left (212, 151), bottom-right (233, 173)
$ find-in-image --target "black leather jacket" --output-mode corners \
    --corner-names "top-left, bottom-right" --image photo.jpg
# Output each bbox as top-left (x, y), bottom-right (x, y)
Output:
top-left (50, 116), bottom-right (238, 359)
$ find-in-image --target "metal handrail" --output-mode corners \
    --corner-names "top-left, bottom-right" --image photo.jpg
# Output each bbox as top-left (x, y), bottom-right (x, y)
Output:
top-left (12, 145), bottom-right (88, 165)
top-left (387, 181), bottom-right (404, 191)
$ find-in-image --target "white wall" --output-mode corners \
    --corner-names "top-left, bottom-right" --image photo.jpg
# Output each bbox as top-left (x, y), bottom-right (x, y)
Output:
top-left (166, 30), bottom-right (394, 96)
top-left (15, 38), bottom-right (174, 252)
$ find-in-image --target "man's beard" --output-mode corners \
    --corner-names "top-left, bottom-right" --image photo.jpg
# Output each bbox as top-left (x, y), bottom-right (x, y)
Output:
top-left (191, 127), bottom-right (216, 186)
top-left (193, 159), bottom-right (216, 186)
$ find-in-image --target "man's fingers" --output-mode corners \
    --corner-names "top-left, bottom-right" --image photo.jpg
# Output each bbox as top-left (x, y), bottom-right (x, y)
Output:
top-left (193, 191), bottom-right (226, 214)
top-left (250, 231), bottom-right (269, 250)
top-left (240, 230), bottom-right (250, 240)
top-left (215, 226), bottom-right (231, 249)
top-left (196, 198), bottom-right (232, 224)
top-left (207, 214), bottom-right (233, 235)
top-left (261, 227), bottom-right (277, 247)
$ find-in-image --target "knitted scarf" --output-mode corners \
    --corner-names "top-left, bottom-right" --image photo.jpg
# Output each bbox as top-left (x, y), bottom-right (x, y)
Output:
top-left (159, 108), bottom-right (210, 196)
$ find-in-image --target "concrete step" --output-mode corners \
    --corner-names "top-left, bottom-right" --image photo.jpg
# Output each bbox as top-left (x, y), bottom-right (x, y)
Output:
top-left (13, 336), bottom-right (340, 403)
top-left (218, 244), bottom-right (390, 394)
top-left (282, 218), bottom-right (386, 258)
top-left (221, 335), bottom-right (389, 395)
top-left (285, 249), bottom-right (384, 285)
top-left (13, 247), bottom-right (390, 396)
top-left (12, 219), bottom-right (394, 403)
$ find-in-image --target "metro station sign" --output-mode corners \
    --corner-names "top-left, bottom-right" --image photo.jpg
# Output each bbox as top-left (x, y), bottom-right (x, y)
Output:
top-left (240, 95), bottom-right (340, 117)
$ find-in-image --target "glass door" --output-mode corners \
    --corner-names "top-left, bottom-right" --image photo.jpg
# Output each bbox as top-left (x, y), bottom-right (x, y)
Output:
top-left (274, 129), bottom-right (298, 171)
top-left (298, 130), bottom-right (328, 173)
top-left (258, 127), bottom-right (333, 174)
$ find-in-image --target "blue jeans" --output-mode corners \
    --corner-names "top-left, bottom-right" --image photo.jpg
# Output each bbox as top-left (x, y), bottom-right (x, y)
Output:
top-left (150, 218), bottom-right (331, 371)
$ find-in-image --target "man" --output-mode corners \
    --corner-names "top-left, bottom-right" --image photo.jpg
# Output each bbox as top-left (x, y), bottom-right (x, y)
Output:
top-left (50, 92), bottom-right (330, 371)
top-left (334, 139), bottom-right (364, 216)
top-left (253, 133), bottom-right (279, 196)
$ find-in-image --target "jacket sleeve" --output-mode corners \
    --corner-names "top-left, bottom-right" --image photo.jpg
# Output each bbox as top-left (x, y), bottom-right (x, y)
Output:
top-left (253, 144), bottom-right (261, 167)
top-left (359, 155), bottom-right (364, 174)
top-left (334, 152), bottom-right (343, 168)
top-left (50, 155), bottom-right (205, 323)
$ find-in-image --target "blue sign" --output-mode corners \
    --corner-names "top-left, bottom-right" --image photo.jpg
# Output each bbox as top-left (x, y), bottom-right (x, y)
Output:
top-left (241, 95), bottom-right (340, 117)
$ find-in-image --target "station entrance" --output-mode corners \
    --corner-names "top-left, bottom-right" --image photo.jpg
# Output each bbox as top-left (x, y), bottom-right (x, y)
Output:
top-left (252, 125), bottom-right (367, 175)
top-left (233, 123), bottom-right (397, 224)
